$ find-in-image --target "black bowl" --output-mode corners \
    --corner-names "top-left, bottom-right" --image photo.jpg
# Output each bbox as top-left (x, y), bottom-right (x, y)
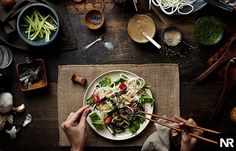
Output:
top-left (161, 25), bottom-right (183, 47)
top-left (17, 3), bottom-right (60, 47)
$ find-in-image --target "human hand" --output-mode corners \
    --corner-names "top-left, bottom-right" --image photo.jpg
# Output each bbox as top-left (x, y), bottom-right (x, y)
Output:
top-left (174, 115), bottom-right (203, 151)
top-left (61, 105), bottom-right (91, 151)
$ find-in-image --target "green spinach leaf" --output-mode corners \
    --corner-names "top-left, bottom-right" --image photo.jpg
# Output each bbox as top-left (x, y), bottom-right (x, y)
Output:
top-left (89, 112), bottom-right (104, 129)
top-left (138, 94), bottom-right (154, 105)
top-left (86, 97), bottom-right (94, 106)
top-left (129, 118), bottom-right (145, 134)
top-left (99, 77), bottom-right (111, 87)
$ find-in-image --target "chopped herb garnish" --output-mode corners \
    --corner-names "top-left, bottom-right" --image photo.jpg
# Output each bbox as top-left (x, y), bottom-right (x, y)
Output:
top-left (99, 77), bottom-right (111, 87)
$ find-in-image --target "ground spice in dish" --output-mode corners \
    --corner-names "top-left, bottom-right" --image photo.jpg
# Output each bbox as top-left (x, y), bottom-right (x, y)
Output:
top-left (163, 29), bottom-right (182, 46)
top-left (89, 15), bottom-right (102, 25)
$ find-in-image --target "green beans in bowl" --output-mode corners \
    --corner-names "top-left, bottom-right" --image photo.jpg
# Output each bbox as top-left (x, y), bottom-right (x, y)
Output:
top-left (17, 3), bottom-right (60, 47)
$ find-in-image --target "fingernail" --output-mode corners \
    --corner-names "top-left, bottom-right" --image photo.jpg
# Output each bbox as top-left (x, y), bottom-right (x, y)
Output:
top-left (172, 133), bottom-right (178, 137)
top-left (85, 108), bottom-right (91, 113)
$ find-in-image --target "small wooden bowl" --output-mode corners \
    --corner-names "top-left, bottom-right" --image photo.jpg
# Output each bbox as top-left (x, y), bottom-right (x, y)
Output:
top-left (84, 9), bottom-right (104, 30)
top-left (16, 59), bottom-right (47, 91)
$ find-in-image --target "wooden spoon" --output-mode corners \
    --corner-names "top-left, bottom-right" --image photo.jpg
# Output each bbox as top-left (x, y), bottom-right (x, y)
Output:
top-left (196, 38), bottom-right (236, 82)
top-left (210, 58), bottom-right (236, 120)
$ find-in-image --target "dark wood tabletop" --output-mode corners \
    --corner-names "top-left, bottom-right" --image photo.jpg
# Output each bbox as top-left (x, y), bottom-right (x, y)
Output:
top-left (0, 0), bottom-right (236, 151)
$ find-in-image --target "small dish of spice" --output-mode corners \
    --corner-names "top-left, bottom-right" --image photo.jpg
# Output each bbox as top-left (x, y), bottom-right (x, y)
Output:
top-left (16, 58), bottom-right (47, 91)
top-left (161, 25), bottom-right (183, 47)
top-left (85, 9), bottom-right (105, 30)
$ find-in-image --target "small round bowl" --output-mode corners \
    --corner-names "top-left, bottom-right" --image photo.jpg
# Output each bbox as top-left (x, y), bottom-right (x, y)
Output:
top-left (17, 3), bottom-right (60, 47)
top-left (85, 9), bottom-right (104, 30)
top-left (194, 16), bottom-right (224, 45)
top-left (161, 25), bottom-right (183, 47)
top-left (127, 14), bottom-right (156, 43)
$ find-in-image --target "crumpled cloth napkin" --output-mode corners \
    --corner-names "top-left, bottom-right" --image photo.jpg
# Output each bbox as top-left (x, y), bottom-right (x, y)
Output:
top-left (141, 118), bottom-right (178, 151)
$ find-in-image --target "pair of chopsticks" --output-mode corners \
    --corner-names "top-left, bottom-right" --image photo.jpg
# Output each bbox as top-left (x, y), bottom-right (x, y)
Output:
top-left (138, 111), bottom-right (221, 145)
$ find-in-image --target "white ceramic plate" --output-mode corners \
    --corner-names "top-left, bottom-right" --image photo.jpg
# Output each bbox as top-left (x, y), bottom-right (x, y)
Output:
top-left (83, 70), bottom-right (154, 140)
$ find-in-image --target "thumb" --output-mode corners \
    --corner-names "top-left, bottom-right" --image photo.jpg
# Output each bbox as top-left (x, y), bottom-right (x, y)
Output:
top-left (181, 132), bottom-right (191, 151)
top-left (79, 108), bottom-right (91, 127)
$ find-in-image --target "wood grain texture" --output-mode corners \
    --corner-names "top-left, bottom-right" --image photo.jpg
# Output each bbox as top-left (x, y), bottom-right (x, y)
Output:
top-left (0, 0), bottom-right (236, 151)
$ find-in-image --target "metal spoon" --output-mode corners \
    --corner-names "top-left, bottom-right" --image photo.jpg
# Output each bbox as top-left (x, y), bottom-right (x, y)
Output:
top-left (82, 36), bottom-right (103, 51)
top-left (142, 32), bottom-right (161, 49)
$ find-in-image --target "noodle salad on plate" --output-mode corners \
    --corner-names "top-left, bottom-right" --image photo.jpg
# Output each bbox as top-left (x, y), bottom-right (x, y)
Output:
top-left (85, 70), bottom-right (155, 140)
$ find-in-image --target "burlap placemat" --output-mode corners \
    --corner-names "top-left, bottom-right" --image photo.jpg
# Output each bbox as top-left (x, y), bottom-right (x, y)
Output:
top-left (58, 64), bottom-right (180, 147)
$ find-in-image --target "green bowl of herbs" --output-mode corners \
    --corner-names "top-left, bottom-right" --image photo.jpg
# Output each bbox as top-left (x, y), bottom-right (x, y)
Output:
top-left (17, 3), bottom-right (59, 47)
top-left (194, 16), bottom-right (224, 45)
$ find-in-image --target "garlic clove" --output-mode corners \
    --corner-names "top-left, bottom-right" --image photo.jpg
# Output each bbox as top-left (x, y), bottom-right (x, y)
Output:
top-left (12, 104), bottom-right (25, 113)
top-left (0, 92), bottom-right (13, 113)
top-left (6, 114), bottom-right (13, 124)
top-left (5, 126), bottom-right (19, 139)
top-left (23, 114), bottom-right (32, 127)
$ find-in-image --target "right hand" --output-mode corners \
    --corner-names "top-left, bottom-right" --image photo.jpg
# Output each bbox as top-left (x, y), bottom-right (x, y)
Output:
top-left (174, 115), bottom-right (203, 151)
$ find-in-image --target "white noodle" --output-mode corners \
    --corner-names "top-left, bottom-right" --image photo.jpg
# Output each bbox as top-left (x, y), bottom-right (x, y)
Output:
top-left (151, 0), bottom-right (196, 15)
top-left (94, 74), bottom-right (146, 103)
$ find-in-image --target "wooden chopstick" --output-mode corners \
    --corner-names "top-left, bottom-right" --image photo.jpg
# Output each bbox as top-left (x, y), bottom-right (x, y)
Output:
top-left (141, 111), bottom-right (221, 135)
top-left (138, 115), bottom-right (218, 145)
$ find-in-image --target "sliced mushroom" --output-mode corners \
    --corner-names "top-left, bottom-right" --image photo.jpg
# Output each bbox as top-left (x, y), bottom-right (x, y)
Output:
top-left (6, 114), bottom-right (13, 124)
top-left (12, 104), bottom-right (25, 113)
top-left (6, 126), bottom-right (19, 139)
top-left (0, 115), bottom-right (6, 131)
top-left (23, 114), bottom-right (32, 127)
top-left (0, 121), bottom-right (5, 131)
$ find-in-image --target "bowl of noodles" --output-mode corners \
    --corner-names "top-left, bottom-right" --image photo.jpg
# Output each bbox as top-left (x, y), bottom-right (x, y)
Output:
top-left (151, 0), bottom-right (207, 15)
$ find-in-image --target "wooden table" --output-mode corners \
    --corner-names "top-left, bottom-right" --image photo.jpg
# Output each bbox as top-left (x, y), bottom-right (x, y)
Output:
top-left (0, 0), bottom-right (236, 151)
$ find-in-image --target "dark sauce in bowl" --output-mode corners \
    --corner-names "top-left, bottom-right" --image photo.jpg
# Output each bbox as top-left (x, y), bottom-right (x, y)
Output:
top-left (194, 16), bottom-right (224, 45)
